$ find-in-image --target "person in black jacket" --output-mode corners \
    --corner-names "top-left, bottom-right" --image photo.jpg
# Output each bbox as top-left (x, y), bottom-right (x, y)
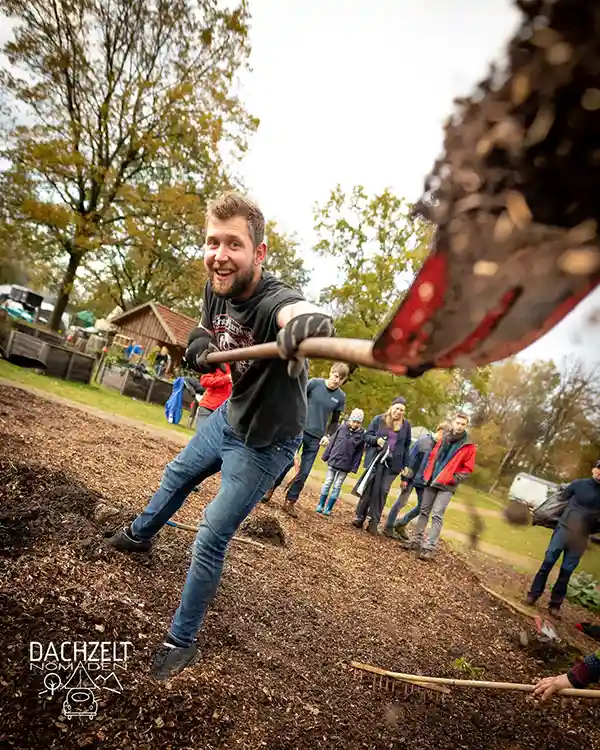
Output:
top-left (316, 408), bottom-right (365, 516)
top-left (351, 397), bottom-right (412, 534)
top-left (526, 461), bottom-right (600, 617)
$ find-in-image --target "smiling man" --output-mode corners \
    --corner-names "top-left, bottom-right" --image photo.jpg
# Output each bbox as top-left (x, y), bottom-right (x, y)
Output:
top-left (107, 192), bottom-right (335, 681)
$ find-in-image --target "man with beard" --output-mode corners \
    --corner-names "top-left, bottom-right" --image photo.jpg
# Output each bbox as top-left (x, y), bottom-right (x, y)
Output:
top-left (401, 413), bottom-right (476, 560)
top-left (107, 192), bottom-right (335, 680)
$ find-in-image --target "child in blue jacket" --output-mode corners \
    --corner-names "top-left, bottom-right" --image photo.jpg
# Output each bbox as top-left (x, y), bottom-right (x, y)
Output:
top-left (316, 409), bottom-right (365, 516)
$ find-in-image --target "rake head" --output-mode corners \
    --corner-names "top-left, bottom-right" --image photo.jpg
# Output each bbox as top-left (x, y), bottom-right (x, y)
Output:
top-left (350, 663), bottom-right (451, 705)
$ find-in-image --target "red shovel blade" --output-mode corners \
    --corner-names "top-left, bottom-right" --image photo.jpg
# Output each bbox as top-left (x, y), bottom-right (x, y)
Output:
top-left (373, 237), bottom-right (600, 376)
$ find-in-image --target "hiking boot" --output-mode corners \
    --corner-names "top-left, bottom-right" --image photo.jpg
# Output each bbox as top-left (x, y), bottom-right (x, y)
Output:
top-left (382, 526), bottom-right (396, 539)
top-left (151, 641), bottom-right (199, 681)
top-left (548, 604), bottom-right (562, 620)
top-left (524, 594), bottom-right (538, 607)
top-left (107, 526), bottom-right (152, 554)
top-left (282, 500), bottom-right (299, 518)
top-left (393, 524), bottom-right (409, 541)
top-left (418, 549), bottom-right (435, 561)
top-left (351, 518), bottom-right (364, 529)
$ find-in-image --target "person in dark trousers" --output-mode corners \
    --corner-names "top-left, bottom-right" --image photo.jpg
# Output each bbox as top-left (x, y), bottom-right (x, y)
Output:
top-left (316, 408), bottom-right (365, 516)
top-left (533, 648), bottom-right (600, 699)
top-left (402, 413), bottom-right (476, 560)
top-left (351, 397), bottom-right (412, 535)
top-left (526, 461), bottom-right (600, 617)
top-left (262, 362), bottom-right (349, 516)
top-left (384, 422), bottom-right (449, 539)
top-left (107, 192), bottom-right (336, 681)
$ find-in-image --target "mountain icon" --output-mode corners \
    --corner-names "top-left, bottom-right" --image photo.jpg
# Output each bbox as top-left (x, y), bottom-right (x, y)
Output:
top-left (95, 672), bottom-right (123, 694)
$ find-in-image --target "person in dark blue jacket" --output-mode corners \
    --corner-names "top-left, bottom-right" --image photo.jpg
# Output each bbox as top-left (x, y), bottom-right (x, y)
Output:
top-left (351, 397), bottom-right (412, 534)
top-left (384, 422), bottom-right (449, 538)
top-left (526, 460), bottom-right (600, 617)
top-left (316, 409), bottom-right (365, 516)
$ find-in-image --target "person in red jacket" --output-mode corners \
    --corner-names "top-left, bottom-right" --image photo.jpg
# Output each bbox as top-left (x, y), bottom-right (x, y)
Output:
top-left (193, 363), bottom-right (232, 428)
top-left (401, 412), bottom-right (476, 560)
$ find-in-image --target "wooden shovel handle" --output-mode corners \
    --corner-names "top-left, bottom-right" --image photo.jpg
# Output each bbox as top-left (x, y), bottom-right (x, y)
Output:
top-left (205, 337), bottom-right (407, 373)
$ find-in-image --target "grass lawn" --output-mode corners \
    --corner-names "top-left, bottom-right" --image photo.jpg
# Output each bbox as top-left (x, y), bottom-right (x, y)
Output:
top-left (0, 358), bottom-right (194, 438)
top-left (309, 453), bottom-right (600, 580)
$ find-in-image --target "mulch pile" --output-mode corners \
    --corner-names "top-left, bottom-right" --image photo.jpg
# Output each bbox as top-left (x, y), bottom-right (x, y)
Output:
top-left (1, 384), bottom-right (599, 749)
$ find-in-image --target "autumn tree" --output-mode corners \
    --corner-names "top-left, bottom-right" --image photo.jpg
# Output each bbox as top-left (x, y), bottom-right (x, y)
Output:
top-left (309, 184), bottom-right (473, 425)
top-left (263, 221), bottom-right (310, 291)
top-left (0, 0), bottom-right (257, 329)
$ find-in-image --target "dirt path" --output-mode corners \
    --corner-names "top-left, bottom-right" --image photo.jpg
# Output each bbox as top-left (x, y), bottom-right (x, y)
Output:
top-left (2, 383), bottom-right (600, 750)
top-left (0, 376), bottom-right (190, 446)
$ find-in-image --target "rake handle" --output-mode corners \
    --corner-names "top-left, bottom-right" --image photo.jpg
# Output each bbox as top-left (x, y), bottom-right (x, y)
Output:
top-left (205, 338), bottom-right (407, 373)
top-left (165, 520), bottom-right (265, 550)
top-left (350, 662), bottom-right (600, 699)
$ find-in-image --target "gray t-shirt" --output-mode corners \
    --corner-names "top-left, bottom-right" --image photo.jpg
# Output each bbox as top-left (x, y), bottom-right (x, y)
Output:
top-left (304, 378), bottom-right (346, 439)
top-left (201, 271), bottom-right (306, 447)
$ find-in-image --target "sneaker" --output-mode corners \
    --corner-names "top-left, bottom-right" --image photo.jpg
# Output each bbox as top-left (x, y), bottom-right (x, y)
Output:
top-left (282, 500), bottom-right (299, 518)
top-left (351, 519), bottom-right (364, 529)
top-left (548, 605), bottom-right (562, 620)
top-left (524, 594), bottom-right (538, 606)
top-left (382, 527), bottom-right (396, 539)
top-left (418, 549), bottom-right (435, 561)
top-left (366, 520), bottom-right (380, 536)
top-left (315, 506), bottom-right (324, 514)
top-left (393, 524), bottom-right (409, 540)
top-left (107, 526), bottom-right (152, 553)
top-left (400, 539), bottom-right (420, 551)
top-left (151, 641), bottom-right (199, 681)
top-left (322, 510), bottom-right (331, 517)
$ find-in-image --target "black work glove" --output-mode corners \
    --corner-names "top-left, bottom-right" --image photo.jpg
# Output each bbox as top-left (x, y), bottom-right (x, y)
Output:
top-left (185, 328), bottom-right (227, 374)
top-left (276, 312), bottom-right (335, 378)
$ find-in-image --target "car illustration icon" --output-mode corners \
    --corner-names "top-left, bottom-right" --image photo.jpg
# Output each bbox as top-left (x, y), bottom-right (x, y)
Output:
top-left (63, 688), bottom-right (98, 719)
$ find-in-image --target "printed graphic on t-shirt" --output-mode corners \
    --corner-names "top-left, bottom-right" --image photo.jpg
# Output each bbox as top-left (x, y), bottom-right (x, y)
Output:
top-left (212, 313), bottom-right (254, 375)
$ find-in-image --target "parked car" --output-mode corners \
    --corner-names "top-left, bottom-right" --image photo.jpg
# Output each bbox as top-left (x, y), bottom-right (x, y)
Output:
top-left (508, 472), bottom-right (560, 511)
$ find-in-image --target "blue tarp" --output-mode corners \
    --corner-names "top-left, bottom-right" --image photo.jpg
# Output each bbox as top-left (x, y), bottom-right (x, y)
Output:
top-left (165, 377), bottom-right (185, 425)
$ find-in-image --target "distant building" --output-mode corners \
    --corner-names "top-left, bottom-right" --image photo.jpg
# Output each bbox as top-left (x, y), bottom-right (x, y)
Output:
top-left (110, 301), bottom-right (198, 368)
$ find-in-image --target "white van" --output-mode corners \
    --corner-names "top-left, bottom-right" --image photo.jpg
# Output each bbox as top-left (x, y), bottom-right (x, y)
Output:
top-left (509, 472), bottom-right (559, 511)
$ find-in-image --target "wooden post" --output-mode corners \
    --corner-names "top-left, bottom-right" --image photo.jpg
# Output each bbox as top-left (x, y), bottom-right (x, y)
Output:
top-left (146, 378), bottom-right (156, 403)
top-left (65, 351), bottom-right (76, 381)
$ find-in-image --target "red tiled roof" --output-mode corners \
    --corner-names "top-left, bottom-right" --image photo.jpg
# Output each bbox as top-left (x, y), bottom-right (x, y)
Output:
top-left (153, 303), bottom-right (198, 348)
top-left (111, 301), bottom-right (199, 349)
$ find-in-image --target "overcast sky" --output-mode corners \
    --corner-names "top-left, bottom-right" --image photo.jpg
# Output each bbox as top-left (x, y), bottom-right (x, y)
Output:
top-left (237, 0), bottom-right (600, 367)
top-left (1, 1), bottom-right (598, 365)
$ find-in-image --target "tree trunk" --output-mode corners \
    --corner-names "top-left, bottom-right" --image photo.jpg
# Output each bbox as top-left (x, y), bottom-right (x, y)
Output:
top-left (489, 443), bottom-right (516, 494)
top-left (49, 252), bottom-right (81, 331)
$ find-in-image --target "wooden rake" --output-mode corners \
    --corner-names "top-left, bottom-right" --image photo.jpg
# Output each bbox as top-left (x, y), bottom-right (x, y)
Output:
top-left (350, 661), bottom-right (600, 702)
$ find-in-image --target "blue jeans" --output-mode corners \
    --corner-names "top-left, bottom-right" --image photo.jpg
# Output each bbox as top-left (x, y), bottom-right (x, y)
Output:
top-left (386, 482), bottom-right (414, 529)
top-left (317, 467), bottom-right (347, 511)
top-left (130, 403), bottom-right (299, 645)
top-left (528, 525), bottom-right (584, 607)
top-left (284, 431), bottom-right (321, 503)
top-left (396, 486), bottom-right (425, 527)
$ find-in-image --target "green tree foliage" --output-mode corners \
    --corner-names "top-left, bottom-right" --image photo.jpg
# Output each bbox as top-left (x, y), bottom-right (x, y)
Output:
top-left (310, 184), bottom-right (475, 426)
top-left (0, 0), bottom-right (257, 329)
top-left (264, 221), bottom-right (310, 291)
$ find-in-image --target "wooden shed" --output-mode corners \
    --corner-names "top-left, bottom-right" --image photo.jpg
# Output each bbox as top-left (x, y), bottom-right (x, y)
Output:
top-left (110, 301), bottom-right (198, 368)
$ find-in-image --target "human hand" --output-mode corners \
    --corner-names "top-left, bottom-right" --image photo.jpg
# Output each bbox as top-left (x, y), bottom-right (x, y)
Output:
top-left (401, 481), bottom-right (408, 490)
top-left (185, 331), bottom-right (227, 374)
top-left (377, 438), bottom-right (386, 448)
top-left (276, 313), bottom-right (335, 378)
top-left (532, 673), bottom-right (571, 701)
top-left (319, 436), bottom-right (329, 447)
